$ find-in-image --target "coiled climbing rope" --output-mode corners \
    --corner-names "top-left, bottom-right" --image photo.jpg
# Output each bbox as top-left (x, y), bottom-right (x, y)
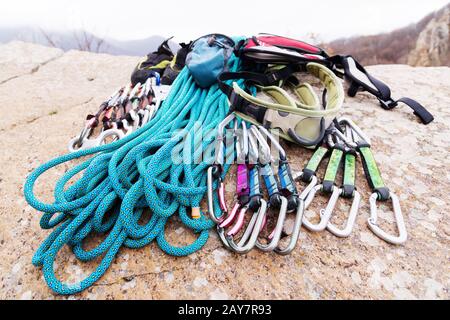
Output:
top-left (24, 52), bottom-right (244, 295)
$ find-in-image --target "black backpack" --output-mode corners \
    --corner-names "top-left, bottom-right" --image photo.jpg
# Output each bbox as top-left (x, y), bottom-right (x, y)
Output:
top-left (131, 38), bottom-right (175, 86)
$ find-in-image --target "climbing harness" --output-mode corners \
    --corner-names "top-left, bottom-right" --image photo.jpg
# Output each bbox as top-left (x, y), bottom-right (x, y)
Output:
top-left (219, 34), bottom-right (434, 127)
top-left (221, 62), bottom-right (344, 146)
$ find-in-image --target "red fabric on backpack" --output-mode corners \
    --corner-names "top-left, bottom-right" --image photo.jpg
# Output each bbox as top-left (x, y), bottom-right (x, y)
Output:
top-left (245, 35), bottom-right (323, 55)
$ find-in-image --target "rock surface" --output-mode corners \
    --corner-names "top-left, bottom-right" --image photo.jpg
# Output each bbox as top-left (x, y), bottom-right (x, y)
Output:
top-left (0, 41), bottom-right (449, 300)
top-left (408, 5), bottom-right (450, 67)
top-left (327, 3), bottom-right (450, 67)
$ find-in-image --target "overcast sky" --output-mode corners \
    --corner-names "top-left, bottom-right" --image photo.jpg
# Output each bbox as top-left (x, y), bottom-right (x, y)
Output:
top-left (1, 0), bottom-right (448, 42)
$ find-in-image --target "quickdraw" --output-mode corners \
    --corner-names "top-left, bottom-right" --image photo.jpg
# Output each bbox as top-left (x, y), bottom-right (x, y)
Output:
top-left (302, 136), bottom-right (344, 232)
top-left (216, 123), bottom-right (268, 254)
top-left (341, 118), bottom-right (408, 245)
top-left (253, 127), bottom-right (288, 252)
top-left (321, 122), bottom-right (361, 238)
top-left (68, 76), bottom-right (171, 152)
top-left (207, 113), bottom-right (236, 224)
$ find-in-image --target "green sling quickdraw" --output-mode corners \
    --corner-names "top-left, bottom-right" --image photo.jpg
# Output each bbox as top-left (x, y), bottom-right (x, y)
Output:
top-left (339, 119), bottom-right (408, 245)
top-left (302, 140), bottom-right (344, 232)
top-left (319, 129), bottom-right (361, 238)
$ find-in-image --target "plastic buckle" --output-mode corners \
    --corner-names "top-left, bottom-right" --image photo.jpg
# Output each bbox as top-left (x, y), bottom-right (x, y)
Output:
top-left (378, 97), bottom-right (398, 110)
top-left (266, 72), bottom-right (280, 84)
top-left (229, 91), bottom-right (246, 111)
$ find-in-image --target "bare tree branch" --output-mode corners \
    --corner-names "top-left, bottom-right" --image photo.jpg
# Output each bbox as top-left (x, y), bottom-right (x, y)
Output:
top-left (39, 28), bottom-right (58, 48)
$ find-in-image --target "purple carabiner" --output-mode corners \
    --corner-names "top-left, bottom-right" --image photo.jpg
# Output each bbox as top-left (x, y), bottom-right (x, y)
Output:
top-left (236, 164), bottom-right (249, 197)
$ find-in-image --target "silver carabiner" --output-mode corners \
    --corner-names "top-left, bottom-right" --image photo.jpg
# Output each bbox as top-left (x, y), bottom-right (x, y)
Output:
top-left (274, 198), bottom-right (305, 255)
top-left (249, 125), bottom-right (271, 165)
top-left (207, 114), bottom-right (237, 224)
top-left (271, 172), bottom-right (317, 255)
top-left (129, 83), bottom-right (142, 100)
top-left (293, 172), bottom-right (319, 200)
top-left (72, 124), bottom-right (93, 150)
top-left (235, 121), bottom-right (249, 164)
top-left (152, 84), bottom-right (172, 110)
top-left (256, 196), bottom-right (288, 252)
top-left (214, 113), bottom-right (236, 165)
top-left (68, 125), bottom-right (125, 152)
top-left (258, 126), bottom-right (286, 160)
top-left (207, 166), bottom-right (224, 224)
top-left (122, 119), bottom-right (134, 135)
top-left (320, 188), bottom-right (361, 238)
top-left (119, 84), bottom-right (132, 105)
top-left (368, 192), bottom-right (407, 245)
top-left (223, 199), bottom-right (268, 254)
top-left (303, 184), bottom-right (340, 232)
top-left (337, 117), bottom-right (372, 147)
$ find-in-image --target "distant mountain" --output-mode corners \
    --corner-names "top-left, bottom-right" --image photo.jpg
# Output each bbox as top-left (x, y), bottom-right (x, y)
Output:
top-left (0, 26), bottom-right (180, 56)
top-left (325, 3), bottom-right (450, 67)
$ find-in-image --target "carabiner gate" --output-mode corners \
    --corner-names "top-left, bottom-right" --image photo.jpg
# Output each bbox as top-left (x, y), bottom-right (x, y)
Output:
top-left (274, 197), bottom-right (305, 255)
top-left (303, 184), bottom-right (341, 232)
top-left (256, 196), bottom-right (288, 252)
top-left (207, 114), bottom-right (236, 224)
top-left (321, 188), bottom-right (361, 238)
top-left (221, 199), bottom-right (268, 254)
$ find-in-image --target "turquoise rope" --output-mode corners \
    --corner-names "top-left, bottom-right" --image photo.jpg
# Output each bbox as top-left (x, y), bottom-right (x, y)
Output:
top-left (23, 47), bottom-right (245, 295)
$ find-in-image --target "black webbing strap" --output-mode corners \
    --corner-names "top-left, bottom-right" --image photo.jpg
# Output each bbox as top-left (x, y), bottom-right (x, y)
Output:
top-left (218, 64), bottom-right (303, 109)
top-left (331, 55), bottom-right (434, 125)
